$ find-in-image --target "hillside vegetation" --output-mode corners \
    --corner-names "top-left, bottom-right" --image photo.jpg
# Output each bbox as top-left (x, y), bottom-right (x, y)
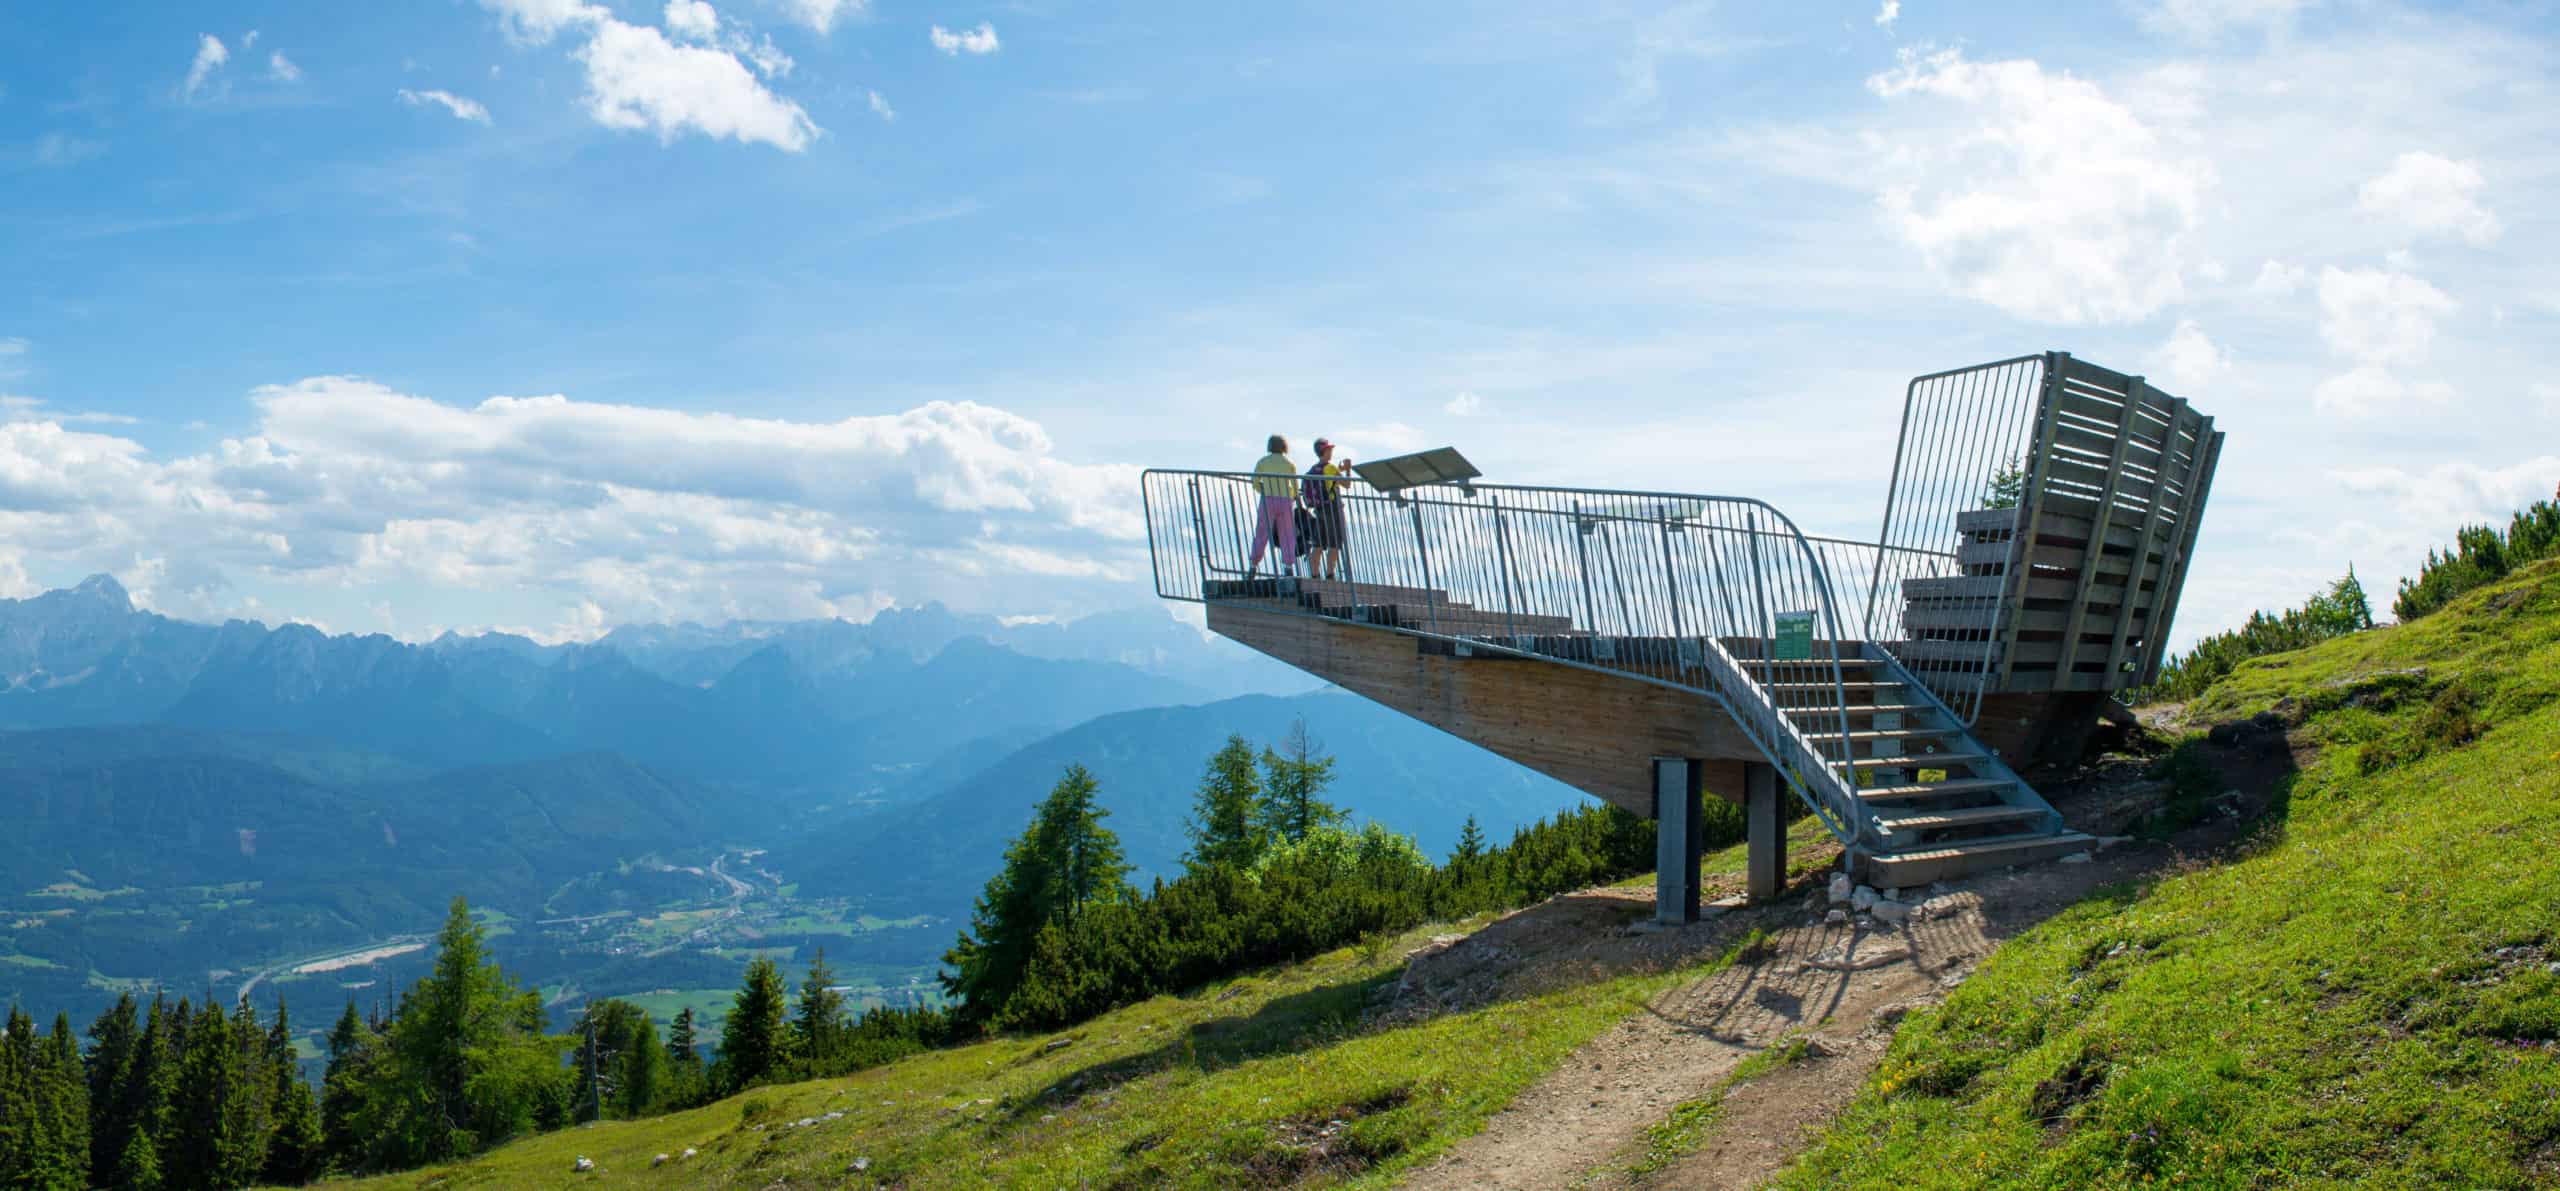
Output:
top-left (1776, 557), bottom-right (2560, 1187)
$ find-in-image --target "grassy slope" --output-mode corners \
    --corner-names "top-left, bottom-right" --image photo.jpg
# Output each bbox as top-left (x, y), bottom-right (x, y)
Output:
top-left (1774, 559), bottom-right (2560, 1188)
top-left (335, 890), bottom-right (1759, 1188)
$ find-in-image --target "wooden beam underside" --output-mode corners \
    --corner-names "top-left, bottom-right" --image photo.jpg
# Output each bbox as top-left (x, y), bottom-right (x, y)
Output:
top-left (1205, 604), bottom-right (1757, 816)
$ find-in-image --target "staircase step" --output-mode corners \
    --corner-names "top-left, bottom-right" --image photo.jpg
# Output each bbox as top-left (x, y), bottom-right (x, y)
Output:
top-left (1845, 752), bottom-right (1982, 770)
top-left (1811, 728), bottom-right (1959, 746)
top-left (1862, 832), bottom-right (2096, 888)
top-left (1739, 656), bottom-right (1883, 669)
top-left (1764, 680), bottom-right (1906, 692)
top-left (1855, 777), bottom-right (2014, 803)
top-left (1875, 805), bottom-right (2046, 834)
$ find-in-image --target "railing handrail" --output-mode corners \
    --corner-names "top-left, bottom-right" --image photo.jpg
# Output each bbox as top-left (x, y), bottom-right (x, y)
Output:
top-left (1140, 466), bottom-right (1878, 849)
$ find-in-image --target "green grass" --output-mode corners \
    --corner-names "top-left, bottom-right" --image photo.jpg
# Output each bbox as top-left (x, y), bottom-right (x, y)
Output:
top-left (1773, 559), bottom-right (2560, 1188)
top-left (335, 882), bottom-right (1768, 1188)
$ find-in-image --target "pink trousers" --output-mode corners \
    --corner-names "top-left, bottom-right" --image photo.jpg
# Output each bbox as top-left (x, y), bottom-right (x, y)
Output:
top-left (1249, 495), bottom-right (1297, 571)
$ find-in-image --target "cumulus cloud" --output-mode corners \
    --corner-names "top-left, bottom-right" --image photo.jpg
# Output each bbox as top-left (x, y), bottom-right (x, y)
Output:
top-left (2312, 367), bottom-right (2454, 418)
top-left (664, 0), bottom-right (719, 41)
top-left (782, 0), bottom-right (863, 35)
top-left (268, 51), bottom-right (302, 82)
top-left (1875, 1), bottom-right (1901, 29)
top-left (476, 0), bottom-right (818, 150)
top-left (1444, 392), bottom-right (1484, 417)
top-left (2335, 455), bottom-right (2560, 535)
top-left (184, 34), bottom-right (229, 99)
top-left (2316, 266), bottom-right (2454, 367)
top-left (399, 88), bottom-right (493, 125)
top-left (2150, 319), bottom-right (2228, 392)
top-left (2357, 151), bottom-right (2500, 246)
top-left (2251, 259), bottom-right (2308, 296)
top-left (1864, 48), bottom-right (2211, 324)
top-left (0, 381), bottom-right (1139, 628)
top-left (867, 89), bottom-right (894, 121)
top-left (930, 22), bottom-right (1000, 56)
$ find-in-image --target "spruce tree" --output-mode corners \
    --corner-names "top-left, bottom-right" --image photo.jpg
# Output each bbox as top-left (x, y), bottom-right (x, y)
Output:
top-left (116, 995), bottom-right (175, 1190)
top-left (665, 1007), bottom-right (704, 1089)
top-left (1256, 719), bottom-right (1345, 844)
top-left (167, 998), bottom-right (246, 1188)
top-left (717, 958), bottom-right (792, 1092)
top-left (1183, 734), bottom-right (1266, 872)
top-left (615, 1015), bottom-right (664, 1119)
top-left (86, 993), bottom-right (141, 1182)
top-left (793, 950), bottom-right (846, 1075)
top-left (942, 765), bottom-right (1133, 1023)
top-left (41, 1014), bottom-right (90, 1190)
top-left (1452, 815), bottom-right (1487, 866)
top-left (318, 1000), bottom-right (372, 1171)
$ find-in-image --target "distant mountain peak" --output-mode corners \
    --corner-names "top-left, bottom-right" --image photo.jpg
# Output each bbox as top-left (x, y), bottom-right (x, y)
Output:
top-left (70, 573), bottom-right (133, 610)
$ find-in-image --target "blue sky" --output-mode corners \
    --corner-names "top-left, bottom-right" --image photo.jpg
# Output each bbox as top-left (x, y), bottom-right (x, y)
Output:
top-left (2, 0), bottom-right (2554, 645)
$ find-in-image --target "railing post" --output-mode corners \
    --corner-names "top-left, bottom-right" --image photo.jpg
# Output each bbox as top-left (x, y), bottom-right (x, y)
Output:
top-left (1409, 497), bottom-right (1437, 635)
top-left (1185, 475), bottom-right (1212, 589)
top-left (1572, 500), bottom-right (1599, 634)
top-left (1656, 504), bottom-right (1683, 641)
top-left (1493, 494), bottom-right (1519, 640)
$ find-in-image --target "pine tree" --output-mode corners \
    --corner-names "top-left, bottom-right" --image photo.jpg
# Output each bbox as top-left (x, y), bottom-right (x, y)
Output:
top-left (85, 993), bottom-right (141, 1182)
top-left (41, 1013), bottom-right (91, 1190)
top-left (942, 765), bottom-right (1134, 1023)
top-left (615, 1015), bottom-right (664, 1119)
top-left (717, 958), bottom-right (793, 1093)
top-left (1183, 734), bottom-right (1266, 872)
top-left (1452, 815), bottom-right (1487, 866)
top-left (1256, 720), bottom-right (1345, 845)
top-left (167, 997), bottom-right (248, 1188)
top-left (318, 1000), bottom-right (373, 1171)
top-left (115, 994), bottom-right (176, 1190)
top-left (219, 998), bottom-right (272, 1186)
top-left (664, 1007), bottom-right (706, 1110)
top-left (377, 897), bottom-right (564, 1166)
top-left (793, 950), bottom-right (846, 1075)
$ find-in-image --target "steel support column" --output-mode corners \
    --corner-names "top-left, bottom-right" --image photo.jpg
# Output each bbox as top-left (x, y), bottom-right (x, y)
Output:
top-left (1652, 757), bottom-right (1705, 925)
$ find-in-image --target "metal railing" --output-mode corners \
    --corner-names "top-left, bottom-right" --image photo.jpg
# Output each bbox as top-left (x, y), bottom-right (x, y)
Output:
top-left (1866, 353), bottom-right (2052, 722)
top-left (1140, 468), bottom-right (1885, 847)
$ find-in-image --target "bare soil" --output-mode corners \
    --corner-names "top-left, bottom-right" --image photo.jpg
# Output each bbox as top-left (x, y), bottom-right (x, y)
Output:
top-left (1394, 709), bottom-right (2295, 1190)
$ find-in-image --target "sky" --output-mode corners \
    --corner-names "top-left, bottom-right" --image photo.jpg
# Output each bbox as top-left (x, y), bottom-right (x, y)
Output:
top-left (1, 0), bottom-right (2553, 648)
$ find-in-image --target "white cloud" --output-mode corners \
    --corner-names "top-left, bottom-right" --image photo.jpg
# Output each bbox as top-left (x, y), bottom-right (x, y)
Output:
top-left (2150, 319), bottom-right (2228, 391)
top-left (2357, 151), bottom-right (2500, 246)
top-left (399, 88), bottom-right (494, 125)
top-left (576, 19), bottom-right (819, 150)
top-left (2334, 455), bottom-right (2560, 534)
top-left (0, 338), bottom-right (26, 379)
top-left (664, 0), bottom-right (719, 42)
top-left (782, 0), bottom-right (863, 35)
top-left (268, 51), bottom-right (302, 82)
top-left (475, 0), bottom-right (817, 151)
top-left (1864, 48), bottom-right (2211, 324)
top-left (1444, 391), bottom-right (1484, 417)
top-left (867, 89), bottom-right (894, 121)
top-left (930, 22), bottom-right (1000, 56)
top-left (1875, 1), bottom-right (1901, 29)
top-left (2312, 366), bottom-right (2454, 418)
top-left (1331, 422), bottom-right (1427, 457)
top-left (2316, 266), bottom-right (2454, 367)
top-left (0, 381), bottom-right (1141, 628)
top-left (2138, 0), bottom-right (2314, 41)
top-left (185, 34), bottom-right (229, 99)
top-left (242, 30), bottom-right (259, 49)
top-left (2251, 259), bottom-right (2308, 296)
top-left (1, 395), bottom-right (138, 425)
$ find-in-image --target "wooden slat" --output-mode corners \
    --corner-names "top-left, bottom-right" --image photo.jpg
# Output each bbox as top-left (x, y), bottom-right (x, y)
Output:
top-left (2052, 374), bottom-right (2146, 687)
top-left (2139, 425), bottom-right (2223, 680)
top-left (1997, 354), bottom-right (2069, 688)
top-left (2101, 390), bottom-right (2186, 680)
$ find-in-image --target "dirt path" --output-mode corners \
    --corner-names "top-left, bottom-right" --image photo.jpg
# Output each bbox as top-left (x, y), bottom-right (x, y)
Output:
top-left (1399, 708), bottom-right (2291, 1190)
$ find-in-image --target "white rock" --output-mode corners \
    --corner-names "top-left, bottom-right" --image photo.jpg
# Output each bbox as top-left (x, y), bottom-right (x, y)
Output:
top-left (1824, 908), bottom-right (1849, 925)
top-left (573, 1156), bottom-right (595, 1173)
top-left (652, 1153), bottom-right (669, 1169)
top-left (852, 1157), bottom-right (872, 1172)
top-left (824, 1110), bottom-right (845, 1121)
top-left (681, 1148), bottom-right (698, 1160)
top-left (2058, 852), bottom-right (2092, 864)
top-left (1827, 873), bottom-right (1853, 903)
top-left (1851, 885), bottom-right (1880, 913)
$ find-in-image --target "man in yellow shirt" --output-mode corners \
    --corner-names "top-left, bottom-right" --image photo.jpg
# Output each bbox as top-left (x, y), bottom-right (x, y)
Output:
top-left (1248, 434), bottom-right (1299, 577)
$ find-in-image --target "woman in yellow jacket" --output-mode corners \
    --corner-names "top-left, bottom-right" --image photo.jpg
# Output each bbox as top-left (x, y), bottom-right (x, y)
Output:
top-left (1247, 434), bottom-right (1299, 577)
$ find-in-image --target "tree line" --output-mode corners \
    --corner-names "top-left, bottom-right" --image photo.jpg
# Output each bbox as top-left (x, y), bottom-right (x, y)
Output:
top-left (939, 721), bottom-right (1681, 1032)
top-left (2130, 567), bottom-right (2376, 705)
top-left (2391, 497), bottom-right (2560, 622)
top-left (0, 721), bottom-right (1682, 1186)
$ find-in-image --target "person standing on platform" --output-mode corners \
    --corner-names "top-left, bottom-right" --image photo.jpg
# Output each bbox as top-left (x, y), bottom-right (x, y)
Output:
top-left (1302, 437), bottom-right (1351, 581)
top-left (1247, 435), bottom-right (1299, 578)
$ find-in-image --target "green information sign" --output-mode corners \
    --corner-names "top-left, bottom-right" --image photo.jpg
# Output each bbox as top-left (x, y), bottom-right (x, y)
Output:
top-left (1772, 610), bottom-right (1815, 661)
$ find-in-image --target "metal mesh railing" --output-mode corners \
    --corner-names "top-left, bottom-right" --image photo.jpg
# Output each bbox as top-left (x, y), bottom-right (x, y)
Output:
top-left (1141, 469), bottom-right (1879, 846)
top-left (1865, 354), bottom-right (2051, 722)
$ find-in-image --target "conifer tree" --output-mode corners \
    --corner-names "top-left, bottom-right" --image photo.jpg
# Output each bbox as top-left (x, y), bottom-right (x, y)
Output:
top-left (1452, 815), bottom-right (1487, 866)
top-left (717, 958), bottom-right (793, 1093)
top-left (318, 1000), bottom-right (373, 1171)
top-left (167, 998), bottom-right (249, 1188)
top-left (114, 995), bottom-right (176, 1190)
top-left (1256, 719), bottom-right (1345, 845)
top-left (793, 949), bottom-right (846, 1075)
top-left (86, 993), bottom-right (141, 1182)
top-left (42, 1014), bottom-right (91, 1190)
top-left (1183, 734), bottom-right (1266, 872)
top-left (664, 1006), bottom-right (705, 1101)
top-left (615, 1015), bottom-right (664, 1119)
top-left (942, 765), bottom-right (1134, 1022)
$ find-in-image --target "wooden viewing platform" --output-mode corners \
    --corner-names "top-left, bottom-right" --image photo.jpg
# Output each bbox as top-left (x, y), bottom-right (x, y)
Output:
top-left (1142, 352), bottom-right (2221, 917)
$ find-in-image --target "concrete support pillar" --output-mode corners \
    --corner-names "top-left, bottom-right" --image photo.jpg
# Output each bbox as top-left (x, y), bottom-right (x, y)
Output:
top-left (1652, 757), bottom-right (1704, 925)
top-left (1746, 761), bottom-right (1786, 901)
